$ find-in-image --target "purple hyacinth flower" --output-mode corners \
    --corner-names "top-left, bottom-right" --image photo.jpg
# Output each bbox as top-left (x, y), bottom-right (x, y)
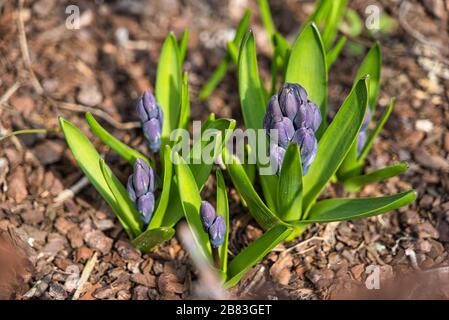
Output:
top-left (137, 192), bottom-right (155, 225)
top-left (136, 90), bottom-right (164, 153)
top-left (263, 95), bottom-right (283, 130)
top-left (132, 159), bottom-right (151, 198)
top-left (200, 201), bottom-right (216, 232)
top-left (209, 215), bottom-right (226, 248)
top-left (361, 107), bottom-right (371, 131)
top-left (278, 83), bottom-right (302, 120)
top-left (270, 143), bottom-right (286, 175)
top-left (271, 117), bottom-right (295, 149)
top-left (292, 127), bottom-right (318, 172)
top-left (127, 158), bottom-right (156, 225)
top-left (294, 100), bottom-right (322, 132)
top-left (143, 118), bottom-right (162, 153)
top-left (357, 131), bottom-right (367, 156)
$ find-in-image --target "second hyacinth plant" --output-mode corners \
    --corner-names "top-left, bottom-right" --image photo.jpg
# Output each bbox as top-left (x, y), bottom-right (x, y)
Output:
top-left (224, 25), bottom-right (416, 242)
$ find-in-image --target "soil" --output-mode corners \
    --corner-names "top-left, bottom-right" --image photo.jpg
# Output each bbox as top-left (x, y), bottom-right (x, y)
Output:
top-left (0, 0), bottom-right (448, 300)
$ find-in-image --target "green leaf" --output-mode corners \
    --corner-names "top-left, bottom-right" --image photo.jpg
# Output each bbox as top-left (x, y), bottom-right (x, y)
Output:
top-left (321, 0), bottom-right (348, 49)
top-left (273, 32), bottom-right (290, 62)
top-left (188, 118), bottom-right (236, 188)
top-left (285, 23), bottom-right (327, 136)
top-left (303, 77), bottom-right (369, 215)
top-left (259, 173), bottom-right (279, 214)
top-left (59, 117), bottom-right (142, 238)
top-left (326, 36), bottom-right (346, 69)
top-left (148, 145), bottom-right (173, 229)
top-left (99, 159), bottom-right (142, 238)
top-left (178, 30), bottom-right (189, 65)
top-left (85, 112), bottom-right (149, 166)
top-left (198, 10), bottom-right (251, 101)
top-left (223, 149), bottom-right (283, 230)
top-left (304, 190), bottom-right (417, 223)
top-left (355, 43), bottom-right (381, 110)
top-left (358, 97), bottom-right (395, 162)
top-left (174, 152), bottom-right (212, 261)
top-left (258, 0), bottom-right (276, 47)
top-left (156, 32), bottom-right (182, 140)
top-left (277, 144), bottom-right (303, 222)
top-left (216, 170), bottom-right (229, 273)
top-left (225, 224), bottom-right (292, 288)
top-left (343, 162), bottom-right (409, 192)
top-left (238, 30), bottom-right (267, 131)
top-left (178, 72), bottom-right (190, 130)
top-left (340, 8), bottom-right (363, 37)
top-left (132, 227), bottom-right (175, 253)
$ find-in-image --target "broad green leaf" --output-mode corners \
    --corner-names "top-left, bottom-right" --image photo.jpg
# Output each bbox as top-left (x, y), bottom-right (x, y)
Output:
top-left (178, 30), bottom-right (189, 65)
top-left (178, 72), bottom-right (190, 130)
top-left (174, 152), bottom-right (212, 261)
top-left (148, 145), bottom-right (173, 229)
top-left (259, 174), bottom-right (279, 214)
top-left (303, 77), bottom-right (369, 215)
top-left (99, 159), bottom-right (142, 238)
top-left (225, 224), bottom-right (292, 288)
top-left (238, 30), bottom-right (267, 131)
top-left (286, 23), bottom-right (327, 136)
top-left (258, 0), bottom-right (276, 47)
top-left (277, 144), bottom-right (302, 222)
top-left (85, 112), bottom-right (150, 167)
top-left (343, 162), bottom-right (408, 192)
top-left (273, 32), bottom-right (290, 62)
top-left (198, 10), bottom-right (251, 100)
top-left (326, 36), bottom-right (346, 69)
top-left (355, 43), bottom-right (381, 110)
top-left (358, 97), bottom-right (395, 162)
top-left (321, 0), bottom-right (348, 49)
top-left (270, 46), bottom-right (280, 95)
top-left (223, 149), bottom-right (282, 230)
top-left (132, 227), bottom-right (175, 253)
top-left (304, 190), bottom-right (417, 223)
top-left (59, 117), bottom-right (141, 238)
top-left (216, 170), bottom-right (229, 273)
top-left (156, 33), bottom-right (182, 140)
top-left (227, 41), bottom-right (239, 65)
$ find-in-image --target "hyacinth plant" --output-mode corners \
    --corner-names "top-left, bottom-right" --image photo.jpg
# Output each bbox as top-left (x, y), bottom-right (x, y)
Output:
top-left (175, 165), bottom-right (296, 288)
top-left (222, 24), bottom-right (416, 243)
top-left (59, 31), bottom-right (235, 253)
top-left (199, 0), bottom-right (349, 100)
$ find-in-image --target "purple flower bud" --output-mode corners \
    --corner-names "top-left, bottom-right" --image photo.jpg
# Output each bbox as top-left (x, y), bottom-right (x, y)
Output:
top-left (136, 90), bottom-right (164, 153)
top-left (263, 95), bottom-right (283, 130)
top-left (137, 192), bottom-right (155, 225)
top-left (278, 83), bottom-right (303, 121)
top-left (361, 107), bottom-right (371, 131)
top-left (127, 175), bottom-right (137, 202)
top-left (132, 159), bottom-right (152, 197)
top-left (357, 131), bottom-right (367, 156)
top-left (294, 100), bottom-right (322, 132)
top-left (200, 201), bottom-right (216, 232)
top-left (143, 118), bottom-right (162, 153)
top-left (272, 117), bottom-right (295, 149)
top-left (270, 143), bottom-right (286, 175)
top-left (209, 215), bottom-right (226, 248)
top-left (292, 127), bottom-right (318, 172)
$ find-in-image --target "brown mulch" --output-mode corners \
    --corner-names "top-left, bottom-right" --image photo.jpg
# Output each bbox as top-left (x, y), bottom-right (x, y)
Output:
top-left (0, 0), bottom-right (448, 300)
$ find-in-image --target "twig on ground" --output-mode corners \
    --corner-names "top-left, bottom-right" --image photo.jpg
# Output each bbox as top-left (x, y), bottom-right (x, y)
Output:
top-left (16, 0), bottom-right (44, 95)
top-left (72, 251), bottom-right (98, 300)
top-left (53, 176), bottom-right (90, 205)
top-left (0, 80), bottom-right (22, 106)
top-left (47, 97), bottom-right (141, 130)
